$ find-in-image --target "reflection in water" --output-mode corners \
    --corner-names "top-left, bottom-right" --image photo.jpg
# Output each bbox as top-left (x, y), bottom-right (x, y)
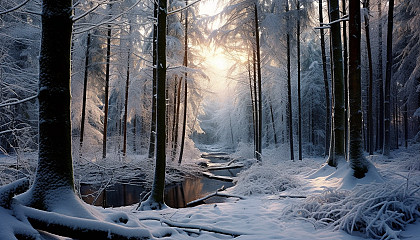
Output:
top-left (80, 155), bottom-right (242, 208)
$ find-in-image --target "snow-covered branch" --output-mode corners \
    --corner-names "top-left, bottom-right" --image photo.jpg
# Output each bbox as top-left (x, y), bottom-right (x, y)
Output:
top-left (0, 94), bottom-right (38, 108)
top-left (0, 0), bottom-right (30, 15)
top-left (168, 0), bottom-right (201, 16)
top-left (72, 0), bottom-right (108, 22)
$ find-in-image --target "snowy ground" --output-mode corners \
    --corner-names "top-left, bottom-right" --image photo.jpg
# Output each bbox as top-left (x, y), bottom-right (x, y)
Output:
top-left (0, 143), bottom-right (419, 239)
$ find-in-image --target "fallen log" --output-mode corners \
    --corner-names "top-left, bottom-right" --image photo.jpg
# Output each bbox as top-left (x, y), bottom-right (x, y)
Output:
top-left (18, 205), bottom-right (152, 240)
top-left (0, 178), bottom-right (29, 209)
top-left (202, 172), bottom-right (233, 182)
top-left (139, 216), bottom-right (248, 237)
top-left (186, 191), bottom-right (246, 207)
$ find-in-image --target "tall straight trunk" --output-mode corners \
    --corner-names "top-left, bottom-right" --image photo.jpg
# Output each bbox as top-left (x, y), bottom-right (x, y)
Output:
top-left (404, 104), bottom-right (408, 148)
top-left (148, 2), bottom-right (158, 159)
top-left (171, 77), bottom-right (179, 160)
top-left (383, 0), bottom-right (394, 157)
top-left (122, 49), bottom-right (130, 156)
top-left (79, 33), bottom-right (91, 157)
top-left (342, 0), bottom-right (348, 160)
top-left (326, 0), bottom-right (345, 166)
top-left (376, 0), bottom-right (384, 152)
top-left (364, 0), bottom-right (374, 155)
top-left (255, 3), bottom-right (263, 160)
top-left (178, 1), bottom-right (188, 164)
top-left (319, 0), bottom-right (331, 157)
top-left (248, 57), bottom-right (257, 151)
top-left (394, 95), bottom-right (398, 149)
top-left (297, 0), bottom-right (302, 160)
top-left (102, 25), bottom-right (111, 159)
top-left (26, 0), bottom-right (75, 209)
top-left (133, 115), bottom-right (137, 153)
top-left (269, 100), bottom-right (278, 145)
top-left (285, 0), bottom-right (294, 161)
top-left (252, 50), bottom-right (259, 158)
top-left (140, 0), bottom-right (167, 210)
top-left (348, 0), bottom-right (368, 178)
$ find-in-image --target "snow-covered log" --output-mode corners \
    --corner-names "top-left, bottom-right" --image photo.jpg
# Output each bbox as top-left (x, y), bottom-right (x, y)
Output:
top-left (0, 178), bottom-right (29, 209)
top-left (20, 206), bottom-right (152, 239)
top-left (139, 216), bottom-right (248, 237)
top-left (186, 191), bottom-right (246, 207)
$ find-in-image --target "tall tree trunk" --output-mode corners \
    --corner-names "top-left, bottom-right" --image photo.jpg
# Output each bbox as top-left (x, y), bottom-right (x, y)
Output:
top-left (252, 50), bottom-right (259, 158)
top-left (122, 49), bottom-right (130, 156)
top-left (319, 0), bottom-right (331, 157)
top-left (148, 2), bottom-right (158, 159)
top-left (254, 3), bottom-right (263, 161)
top-left (376, 0), bottom-right (384, 152)
top-left (383, 0), bottom-right (394, 157)
top-left (404, 104), bottom-right (408, 148)
top-left (342, 0), bottom-right (348, 160)
top-left (348, 0), bottom-right (368, 178)
top-left (364, 0), bottom-right (374, 155)
top-left (297, 0), bottom-right (302, 160)
top-left (25, 0), bottom-right (75, 209)
top-left (79, 33), bottom-right (91, 158)
top-left (269, 100), bottom-right (278, 146)
top-left (102, 25), bottom-right (111, 159)
top-left (248, 57), bottom-right (257, 151)
top-left (178, 1), bottom-right (188, 164)
top-left (171, 76), bottom-right (178, 160)
top-left (140, 0), bottom-right (167, 210)
top-left (286, 0), bottom-right (294, 161)
top-left (326, 0), bottom-right (345, 166)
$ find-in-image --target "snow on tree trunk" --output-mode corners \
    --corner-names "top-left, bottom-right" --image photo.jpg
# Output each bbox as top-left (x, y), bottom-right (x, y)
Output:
top-left (348, 0), bottom-right (368, 178)
top-left (326, 0), bottom-right (345, 167)
top-left (139, 0), bottom-right (167, 210)
top-left (383, 0), bottom-right (394, 157)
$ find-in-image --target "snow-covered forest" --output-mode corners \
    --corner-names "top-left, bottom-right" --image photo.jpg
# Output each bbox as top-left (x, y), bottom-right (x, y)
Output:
top-left (0, 0), bottom-right (419, 239)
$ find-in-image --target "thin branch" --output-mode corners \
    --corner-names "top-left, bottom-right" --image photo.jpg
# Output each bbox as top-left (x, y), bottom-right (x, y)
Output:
top-left (168, 0), bottom-right (201, 15)
top-left (321, 15), bottom-right (349, 26)
top-left (0, 94), bottom-right (38, 108)
top-left (72, 0), bottom-right (141, 35)
top-left (72, 1), bottom-right (107, 22)
top-left (0, 0), bottom-right (30, 15)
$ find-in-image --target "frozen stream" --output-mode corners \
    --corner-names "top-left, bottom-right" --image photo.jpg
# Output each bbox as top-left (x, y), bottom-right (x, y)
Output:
top-left (80, 153), bottom-right (242, 208)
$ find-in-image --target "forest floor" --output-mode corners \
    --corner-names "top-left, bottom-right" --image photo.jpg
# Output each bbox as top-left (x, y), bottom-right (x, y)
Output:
top-left (0, 143), bottom-right (419, 239)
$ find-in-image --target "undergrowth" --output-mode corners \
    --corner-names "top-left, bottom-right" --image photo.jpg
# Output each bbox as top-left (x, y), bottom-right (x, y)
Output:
top-left (285, 182), bottom-right (420, 239)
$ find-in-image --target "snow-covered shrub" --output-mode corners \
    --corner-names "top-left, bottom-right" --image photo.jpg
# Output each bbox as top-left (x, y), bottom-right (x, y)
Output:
top-left (285, 183), bottom-right (420, 239)
top-left (231, 163), bottom-right (300, 196)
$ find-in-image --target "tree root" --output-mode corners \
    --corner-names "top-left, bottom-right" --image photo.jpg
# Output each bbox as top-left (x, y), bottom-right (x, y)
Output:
top-left (0, 178), bottom-right (29, 209)
top-left (19, 205), bottom-right (152, 240)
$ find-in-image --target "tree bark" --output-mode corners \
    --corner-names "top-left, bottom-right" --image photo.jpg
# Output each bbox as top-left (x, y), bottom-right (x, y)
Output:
top-left (79, 33), bottom-right (91, 158)
top-left (102, 25), bottom-right (111, 159)
top-left (252, 50), bottom-right (259, 158)
top-left (348, 0), bottom-right (368, 178)
top-left (148, 2), bottom-right (158, 159)
top-left (123, 48), bottom-right (130, 156)
top-left (326, 0), bottom-right (345, 166)
top-left (285, 0), bottom-right (294, 161)
top-left (297, 0), bottom-right (302, 160)
top-left (376, 0), bottom-right (384, 152)
top-left (364, 0), bottom-right (374, 155)
top-left (254, 3), bottom-right (263, 161)
top-left (383, 0), bottom-right (394, 157)
top-left (342, 0), bottom-right (349, 160)
top-left (140, 0), bottom-right (167, 210)
top-left (27, 0), bottom-right (75, 209)
top-left (319, 0), bottom-right (331, 157)
top-left (178, 0), bottom-right (188, 164)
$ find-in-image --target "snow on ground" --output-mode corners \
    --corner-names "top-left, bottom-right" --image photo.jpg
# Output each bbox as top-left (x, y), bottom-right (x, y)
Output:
top-left (0, 143), bottom-right (419, 239)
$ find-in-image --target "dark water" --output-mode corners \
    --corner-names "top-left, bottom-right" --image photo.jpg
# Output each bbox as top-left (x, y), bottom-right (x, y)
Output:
top-left (80, 155), bottom-right (242, 208)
